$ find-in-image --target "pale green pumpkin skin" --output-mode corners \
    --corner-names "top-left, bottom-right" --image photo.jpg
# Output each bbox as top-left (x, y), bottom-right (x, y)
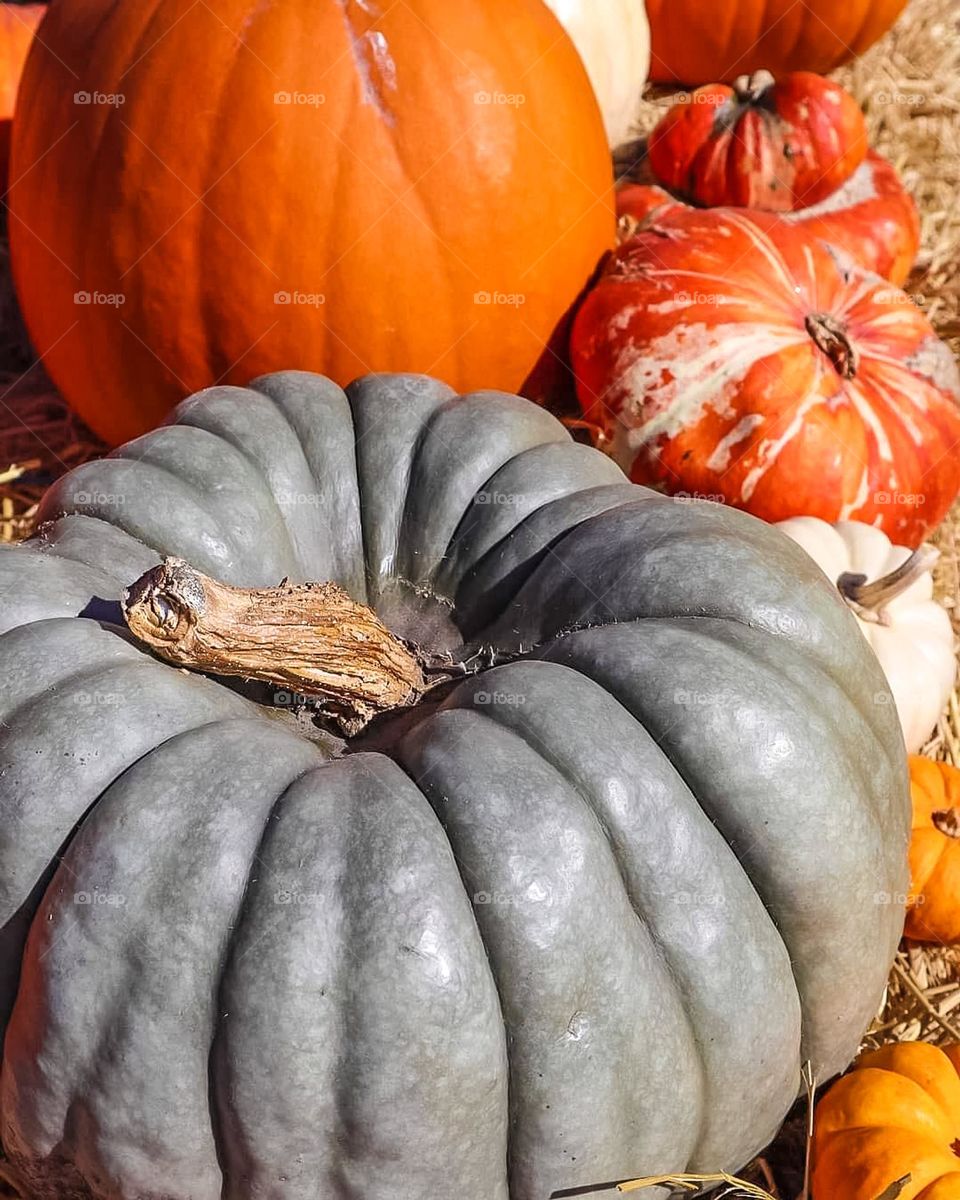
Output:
top-left (0, 372), bottom-right (908, 1198)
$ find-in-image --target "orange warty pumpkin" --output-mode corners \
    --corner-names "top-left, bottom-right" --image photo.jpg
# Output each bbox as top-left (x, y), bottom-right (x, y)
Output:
top-left (0, 3), bottom-right (42, 188)
top-left (9, 0), bottom-right (614, 445)
top-left (571, 207), bottom-right (960, 548)
top-left (906, 757), bottom-right (960, 945)
top-left (647, 0), bottom-right (911, 85)
top-left (813, 1042), bottom-right (960, 1199)
top-left (617, 151), bottom-right (920, 286)
top-left (647, 71), bottom-right (867, 212)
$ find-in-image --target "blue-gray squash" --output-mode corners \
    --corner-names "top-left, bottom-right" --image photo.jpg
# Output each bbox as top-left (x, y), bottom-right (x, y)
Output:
top-left (0, 371), bottom-right (908, 1199)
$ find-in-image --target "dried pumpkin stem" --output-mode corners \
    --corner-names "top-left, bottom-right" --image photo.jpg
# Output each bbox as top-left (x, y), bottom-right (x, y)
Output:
top-left (805, 313), bottom-right (859, 379)
top-left (837, 544), bottom-right (939, 622)
top-left (122, 558), bottom-right (427, 735)
top-left (733, 68), bottom-right (776, 105)
top-left (931, 807), bottom-right (960, 838)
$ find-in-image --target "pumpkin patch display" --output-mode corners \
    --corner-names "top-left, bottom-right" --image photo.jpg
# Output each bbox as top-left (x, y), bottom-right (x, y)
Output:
top-left (8, 0), bottom-right (614, 445)
top-left (646, 0), bottom-right (911, 84)
top-left (777, 518), bottom-right (955, 754)
top-left (0, 371), bottom-right (909, 1197)
top-left (542, 0), bottom-right (650, 147)
top-left (617, 151), bottom-right (921, 286)
top-left (571, 206), bottom-right (960, 546)
top-left (812, 1042), bottom-right (960, 1199)
top-left (647, 71), bottom-right (868, 212)
top-left (906, 757), bottom-right (960, 945)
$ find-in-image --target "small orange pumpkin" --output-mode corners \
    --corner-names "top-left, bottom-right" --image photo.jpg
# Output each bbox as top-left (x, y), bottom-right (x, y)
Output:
top-left (648, 71), bottom-right (867, 212)
top-left (906, 758), bottom-right (960, 945)
top-left (813, 1042), bottom-right (960, 1199)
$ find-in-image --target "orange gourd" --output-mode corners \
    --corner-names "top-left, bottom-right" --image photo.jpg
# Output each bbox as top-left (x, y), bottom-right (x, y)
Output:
top-left (813, 1042), bottom-right (960, 1199)
top-left (617, 151), bottom-right (920, 286)
top-left (571, 207), bottom-right (960, 547)
top-left (0, 3), bottom-right (42, 189)
top-left (647, 0), bottom-right (911, 85)
top-left (906, 758), bottom-right (960, 945)
top-left (8, 0), bottom-right (614, 444)
top-left (648, 71), bottom-right (868, 212)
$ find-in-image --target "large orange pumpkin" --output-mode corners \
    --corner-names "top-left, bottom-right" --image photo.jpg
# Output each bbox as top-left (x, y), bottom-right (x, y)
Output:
top-left (647, 0), bottom-right (911, 85)
top-left (0, 3), bottom-right (42, 189)
top-left (617, 151), bottom-right (920, 287)
top-left (571, 207), bottom-right (960, 547)
top-left (906, 757), bottom-right (960, 945)
top-left (9, 0), bottom-right (614, 445)
top-left (813, 1042), bottom-right (960, 1199)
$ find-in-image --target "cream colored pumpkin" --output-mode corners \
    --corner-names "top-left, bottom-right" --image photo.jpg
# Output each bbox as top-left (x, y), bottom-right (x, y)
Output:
top-left (543, 0), bottom-right (650, 147)
top-left (778, 517), bottom-right (956, 754)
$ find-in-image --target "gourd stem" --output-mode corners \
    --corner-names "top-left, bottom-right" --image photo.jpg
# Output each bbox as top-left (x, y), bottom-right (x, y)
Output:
top-left (932, 808), bottom-right (960, 839)
top-left (122, 558), bottom-right (429, 736)
top-left (733, 68), bottom-right (775, 105)
top-left (837, 544), bottom-right (938, 617)
top-left (805, 313), bottom-right (858, 379)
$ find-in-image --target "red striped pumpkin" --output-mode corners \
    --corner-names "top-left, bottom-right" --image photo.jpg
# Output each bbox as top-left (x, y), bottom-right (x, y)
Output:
top-left (647, 71), bottom-right (868, 212)
top-left (616, 151), bottom-right (920, 286)
top-left (571, 206), bottom-right (960, 547)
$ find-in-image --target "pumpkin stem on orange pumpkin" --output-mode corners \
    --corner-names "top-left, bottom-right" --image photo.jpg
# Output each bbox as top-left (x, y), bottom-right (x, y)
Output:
top-left (836, 544), bottom-right (939, 625)
top-left (805, 313), bottom-right (859, 379)
top-left (931, 809), bottom-right (960, 839)
top-left (732, 68), bottom-right (776, 106)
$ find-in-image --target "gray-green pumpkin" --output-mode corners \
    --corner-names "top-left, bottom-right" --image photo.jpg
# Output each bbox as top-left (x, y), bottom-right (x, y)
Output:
top-left (0, 371), bottom-right (908, 1199)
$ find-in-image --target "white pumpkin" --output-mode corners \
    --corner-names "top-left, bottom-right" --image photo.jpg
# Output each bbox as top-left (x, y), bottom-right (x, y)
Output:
top-left (542, 0), bottom-right (650, 147)
top-left (778, 517), bottom-right (956, 754)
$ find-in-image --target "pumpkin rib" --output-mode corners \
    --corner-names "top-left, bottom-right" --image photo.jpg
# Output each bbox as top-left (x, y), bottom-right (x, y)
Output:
top-left (452, 480), bottom-right (648, 635)
top-left (813, 1130), bottom-right (959, 1200)
top-left (0, 626), bottom-right (259, 932)
top-left (0, 544), bottom-right (130, 630)
top-left (426, 659), bottom-right (803, 1171)
top-left (914, 1175), bottom-right (960, 1200)
top-left (39, 454), bottom-right (289, 584)
top-left (28, 515), bottom-right (160, 590)
top-left (345, 375), bottom-right (458, 604)
top-left (117, 425), bottom-right (304, 570)
top-left (908, 834), bottom-right (960, 943)
top-left (397, 701), bottom-right (710, 1187)
top-left (435, 441), bottom-right (627, 598)
top-left (396, 392), bottom-right (570, 588)
top-left (815, 1072), bottom-right (958, 1144)
top-left (542, 613), bottom-right (902, 859)
top-left (2, 716), bottom-right (332, 1197)
top-left (196, 10), bottom-right (277, 388)
top-left (479, 507), bottom-right (905, 780)
top-left (533, 618), bottom-right (904, 1076)
top-left (178, 375), bottom-right (369, 596)
top-left (909, 827), bottom-right (950, 899)
top-left (413, 686), bottom-right (719, 1165)
top-left (209, 749), bottom-right (512, 1195)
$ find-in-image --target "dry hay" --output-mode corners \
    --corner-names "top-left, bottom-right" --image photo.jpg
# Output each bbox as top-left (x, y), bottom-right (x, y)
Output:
top-left (0, 0), bottom-right (958, 1196)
